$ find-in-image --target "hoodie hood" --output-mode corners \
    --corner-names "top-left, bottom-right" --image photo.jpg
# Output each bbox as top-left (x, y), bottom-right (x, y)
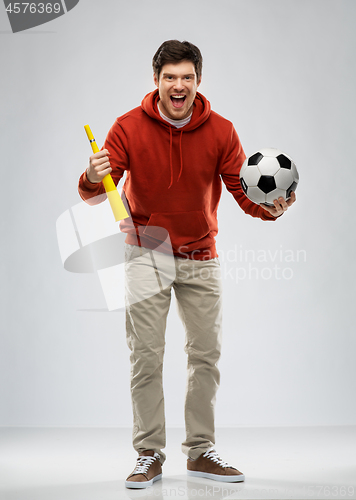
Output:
top-left (141, 90), bottom-right (211, 188)
top-left (141, 90), bottom-right (211, 131)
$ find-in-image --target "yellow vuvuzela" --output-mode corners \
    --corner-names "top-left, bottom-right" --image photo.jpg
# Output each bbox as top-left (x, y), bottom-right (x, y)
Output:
top-left (84, 124), bottom-right (129, 221)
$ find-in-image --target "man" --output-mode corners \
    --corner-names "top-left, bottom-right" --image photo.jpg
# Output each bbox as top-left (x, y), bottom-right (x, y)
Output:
top-left (78, 40), bottom-right (295, 489)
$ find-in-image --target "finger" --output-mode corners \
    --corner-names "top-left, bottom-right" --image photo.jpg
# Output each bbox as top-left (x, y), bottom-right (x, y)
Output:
top-left (287, 191), bottom-right (296, 206)
top-left (91, 157), bottom-right (110, 168)
top-left (271, 199), bottom-right (281, 215)
top-left (268, 199), bottom-right (283, 217)
top-left (90, 149), bottom-right (111, 160)
top-left (93, 159), bottom-right (111, 170)
top-left (260, 203), bottom-right (277, 216)
top-left (277, 196), bottom-right (288, 211)
top-left (91, 153), bottom-right (111, 171)
top-left (91, 166), bottom-right (112, 181)
top-left (97, 166), bottom-right (112, 178)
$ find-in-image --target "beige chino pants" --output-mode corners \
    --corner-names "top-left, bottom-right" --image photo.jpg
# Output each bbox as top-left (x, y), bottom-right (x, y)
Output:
top-left (125, 243), bottom-right (223, 464)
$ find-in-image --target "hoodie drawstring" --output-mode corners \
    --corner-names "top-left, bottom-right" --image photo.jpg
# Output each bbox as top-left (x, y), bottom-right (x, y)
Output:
top-left (168, 126), bottom-right (173, 189)
top-left (168, 127), bottom-right (184, 189)
top-left (177, 129), bottom-right (184, 183)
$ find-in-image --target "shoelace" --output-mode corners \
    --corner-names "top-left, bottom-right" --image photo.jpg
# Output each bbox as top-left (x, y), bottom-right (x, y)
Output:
top-left (133, 455), bottom-right (157, 475)
top-left (203, 449), bottom-right (233, 468)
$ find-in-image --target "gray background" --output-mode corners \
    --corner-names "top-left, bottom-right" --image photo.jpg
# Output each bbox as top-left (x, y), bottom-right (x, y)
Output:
top-left (1, 0), bottom-right (355, 428)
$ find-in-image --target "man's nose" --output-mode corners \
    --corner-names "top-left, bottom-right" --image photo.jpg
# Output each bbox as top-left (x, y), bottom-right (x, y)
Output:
top-left (173, 79), bottom-right (184, 90)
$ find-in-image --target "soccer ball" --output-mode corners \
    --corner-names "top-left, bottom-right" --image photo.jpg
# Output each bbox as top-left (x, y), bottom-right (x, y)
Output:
top-left (239, 148), bottom-right (299, 206)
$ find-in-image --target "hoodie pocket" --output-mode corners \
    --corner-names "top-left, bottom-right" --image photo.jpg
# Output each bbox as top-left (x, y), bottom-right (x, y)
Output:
top-left (143, 211), bottom-right (211, 252)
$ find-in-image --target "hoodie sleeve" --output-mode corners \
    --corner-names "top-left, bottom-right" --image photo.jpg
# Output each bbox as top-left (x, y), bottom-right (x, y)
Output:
top-left (219, 125), bottom-right (277, 221)
top-left (78, 120), bottom-right (128, 205)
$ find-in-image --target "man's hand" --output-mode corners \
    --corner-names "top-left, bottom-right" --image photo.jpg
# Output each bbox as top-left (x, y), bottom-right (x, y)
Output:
top-left (86, 149), bottom-right (112, 184)
top-left (261, 191), bottom-right (296, 217)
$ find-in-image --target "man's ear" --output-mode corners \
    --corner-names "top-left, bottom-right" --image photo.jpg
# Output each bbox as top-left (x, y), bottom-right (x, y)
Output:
top-left (153, 73), bottom-right (159, 87)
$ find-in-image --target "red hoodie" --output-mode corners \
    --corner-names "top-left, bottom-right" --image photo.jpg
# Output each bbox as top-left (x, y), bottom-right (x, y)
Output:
top-left (78, 90), bottom-right (276, 260)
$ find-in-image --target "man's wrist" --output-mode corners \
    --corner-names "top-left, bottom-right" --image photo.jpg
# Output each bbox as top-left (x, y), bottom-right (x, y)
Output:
top-left (83, 169), bottom-right (100, 187)
top-left (85, 169), bottom-right (97, 184)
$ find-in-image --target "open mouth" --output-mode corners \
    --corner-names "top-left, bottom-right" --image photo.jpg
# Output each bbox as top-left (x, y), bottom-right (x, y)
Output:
top-left (170, 95), bottom-right (187, 109)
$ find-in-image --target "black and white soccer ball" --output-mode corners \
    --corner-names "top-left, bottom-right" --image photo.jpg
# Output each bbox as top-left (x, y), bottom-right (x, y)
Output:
top-left (240, 148), bottom-right (299, 206)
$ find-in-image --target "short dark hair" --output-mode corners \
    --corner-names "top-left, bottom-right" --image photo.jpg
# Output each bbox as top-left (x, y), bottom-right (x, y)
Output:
top-left (152, 40), bottom-right (203, 82)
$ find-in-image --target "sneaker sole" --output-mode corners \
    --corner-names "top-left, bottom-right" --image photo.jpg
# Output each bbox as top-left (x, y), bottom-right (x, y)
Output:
top-left (125, 473), bottom-right (162, 489)
top-left (187, 470), bottom-right (245, 482)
